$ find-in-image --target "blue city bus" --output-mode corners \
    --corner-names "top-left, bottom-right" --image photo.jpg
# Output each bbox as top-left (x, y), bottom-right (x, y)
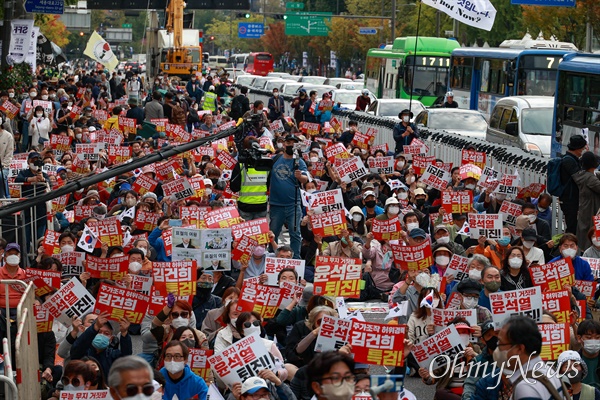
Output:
top-left (449, 41), bottom-right (577, 120)
top-left (552, 53), bottom-right (600, 158)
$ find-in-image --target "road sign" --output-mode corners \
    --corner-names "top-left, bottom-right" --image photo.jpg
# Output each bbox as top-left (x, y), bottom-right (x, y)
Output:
top-left (122, 23), bottom-right (132, 28)
top-left (25, 0), bottom-right (64, 14)
top-left (238, 22), bottom-right (264, 39)
top-left (285, 12), bottom-right (332, 36)
top-left (359, 27), bottom-right (377, 35)
top-left (510, 0), bottom-right (574, 6)
top-left (286, 1), bottom-right (304, 9)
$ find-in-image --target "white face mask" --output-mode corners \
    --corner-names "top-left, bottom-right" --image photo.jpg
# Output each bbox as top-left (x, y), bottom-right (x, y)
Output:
top-left (406, 222), bottom-right (419, 231)
top-left (465, 183), bottom-right (476, 190)
top-left (495, 194), bottom-right (506, 201)
top-left (432, 298), bottom-right (440, 308)
top-left (508, 257), bottom-right (522, 269)
top-left (30, 92), bottom-right (37, 98)
top-left (388, 206), bottom-right (400, 215)
top-left (523, 240), bottom-right (535, 249)
top-left (320, 381), bottom-right (355, 400)
top-left (402, 116), bottom-right (410, 123)
top-left (5, 255), bottom-right (19, 265)
top-left (277, 142), bottom-right (283, 149)
top-left (63, 383), bottom-right (86, 391)
top-left (125, 198), bottom-right (137, 207)
top-left (435, 255), bottom-right (450, 266)
top-left (538, 207), bottom-right (547, 212)
top-left (436, 236), bottom-right (450, 244)
top-left (468, 269), bottom-right (482, 281)
top-left (397, 161), bottom-right (405, 169)
top-left (406, 176), bottom-right (415, 184)
top-left (36, 112), bottom-right (43, 117)
top-left (584, 339), bottom-right (600, 354)
top-left (462, 297), bottom-right (478, 309)
top-left (204, 188), bottom-right (212, 196)
top-left (41, 95), bottom-right (48, 100)
top-left (171, 317), bottom-right (190, 329)
top-left (164, 361), bottom-right (185, 375)
top-left (8, 93), bottom-right (14, 98)
top-left (273, 92), bottom-right (279, 97)
top-left (527, 214), bottom-right (536, 223)
top-left (310, 157), bottom-right (319, 163)
top-left (397, 192), bottom-right (408, 200)
top-left (593, 238), bottom-right (600, 248)
top-left (306, 188), bottom-right (316, 194)
top-left (61, 245), bottom-right (74, 253)
top-left (129, 262), bottom-right (142, 272)
top-left (562, 248), bottom-right (577, 259)
top-left (137, 247), bottom-right (148, 257)
top-left (76, 134), bottom-right (82, 140)
top-left (243, 325), bottom-right (261, 337)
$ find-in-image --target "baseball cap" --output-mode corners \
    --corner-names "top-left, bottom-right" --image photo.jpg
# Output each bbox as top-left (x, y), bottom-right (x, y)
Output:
top-left (241, 377), bottom-right (269, 395)
top-left (362, 182), bottom-right (375, 191)
top-left (409, 228), bottom-right (426, 239)
top-left (385, 197), bottom-right (399, 206)
top-left (434, 225), bottom-right (449, 234)
top-left (28, 152), bottom-right (41, 160)
top-left (363, 190), bottom-right (376, 200)
top-left (298, 284), bottom-right (313, 307)
top-left (522, 228), bottom-right (537, 241)
top-left (456, 279), bottom-right (483, 295)
top-left (5, 243), bottom-right (20, 253)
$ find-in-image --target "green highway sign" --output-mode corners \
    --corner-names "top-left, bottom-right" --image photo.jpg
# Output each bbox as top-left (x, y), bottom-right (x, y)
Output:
top-left (122, 23), bottom-right (132, 28)
top-left (285, 12), bottom-right (331, 36)
top-left (286, 2), bottom-right (304, 9)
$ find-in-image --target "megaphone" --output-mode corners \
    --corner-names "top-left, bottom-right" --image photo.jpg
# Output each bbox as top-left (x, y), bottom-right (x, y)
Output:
top-left (369, 378), bottom-right (395, 400)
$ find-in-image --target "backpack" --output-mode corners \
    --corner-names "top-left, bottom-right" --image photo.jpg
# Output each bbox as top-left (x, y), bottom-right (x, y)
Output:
top-left (168, 103), bottom-right (186, 126)
top-left (547, 156), bottom-right (565, 197)
top-left (230, 95), bottom-right (244, 120)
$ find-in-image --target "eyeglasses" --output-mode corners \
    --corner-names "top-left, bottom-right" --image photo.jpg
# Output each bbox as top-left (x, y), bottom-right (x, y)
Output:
top-left (124, 383), bottom-right (155, 397)
top-left (320, 374), bottom-right (356, 387)
top-left (164, 354), bottom-right (185, 361)
top-left (243, 320), bottom-right (261, 329)
top-left (171, 311), bottom-right (189, 319)
top-left (496, 342), bottom-right (514, 349)
top-left (62, 376), bottom-right (81, 387)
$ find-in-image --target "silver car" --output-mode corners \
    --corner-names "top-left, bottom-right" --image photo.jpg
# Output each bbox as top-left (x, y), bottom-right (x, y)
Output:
top-left (414, 109), bottom-right (488, 140)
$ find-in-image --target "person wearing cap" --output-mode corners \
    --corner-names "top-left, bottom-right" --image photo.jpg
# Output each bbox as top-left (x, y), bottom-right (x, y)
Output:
top-left (557, 350), bottom-right (600, 398)
top-left (520, 202), bottom-right (552, 245)
top-left (269, 134), bottom-right (309, 259)
top-left (0, 243), bottom-right (27, 309)
top-left (548, 233), bottom-right (594, 282)
top-left (233, 374), bottom-right (295, 400)
top-left (462, 321), bottom-right (500, 400)
top-left (456, 279), bottom-right (491, 325)
top-left (355, 89), bottom-right (371, 111)
top-left (519, 227), bottom-right (546, 265)
top-left (393, 109), bottom-right (418, 155)
top-left (441, 91), bottom-right (458, 108)
top-left (433, 225), bottom-right (465, 256)
top-left (560, 135), bottom-right (587, 234)
top-left (71, 311), bottom-right (132, 378)
top-left (160, 340), bottom-right (208, 400)
top-left (291, 88), bottom-right (308, 124)
top-left (202, 84), bottom-right (218, 114)
top-left (375, 196), bottom-right (401, 222)
top-left (361, 190), bottom-right (384, 220)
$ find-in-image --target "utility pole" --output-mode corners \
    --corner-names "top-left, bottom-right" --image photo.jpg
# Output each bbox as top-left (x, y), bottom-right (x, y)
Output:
top-left (391, 0), bottom-right (396, 42)
top-left (1, 0), bottom-right (13, 68)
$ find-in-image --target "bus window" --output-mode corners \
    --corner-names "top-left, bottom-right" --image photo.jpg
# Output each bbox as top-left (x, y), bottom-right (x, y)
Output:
top-left (480, 61), bottom-right (490, 92)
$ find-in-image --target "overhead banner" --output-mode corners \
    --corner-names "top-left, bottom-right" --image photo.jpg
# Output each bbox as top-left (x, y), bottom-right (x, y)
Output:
top-left (422, 0), bottom-right (496, 31)
top-left (8, 20), bottom-right (34, 65)
top-left (84, 30), bottom-right (119, 71)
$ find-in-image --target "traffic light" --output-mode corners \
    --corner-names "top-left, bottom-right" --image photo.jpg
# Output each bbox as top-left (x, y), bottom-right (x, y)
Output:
top-left (79, 31), bottom-right (85, 36)
top-left (210, 35), bottom-right (215, 40)
top-left (245, 13), bottom-right (250, 18)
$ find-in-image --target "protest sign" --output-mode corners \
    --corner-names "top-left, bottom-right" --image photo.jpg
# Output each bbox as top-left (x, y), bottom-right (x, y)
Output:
top-left (335, 157), bottom-right (368, 184)
top-left (461, 150), bottom-right (486, 170)
top-left (539, 323), bottom-right (570, 361)
top-left (529, 258), bottom-right (574, 292)
top-left (499, 201), bottom-right (523, 226)
top-left (575, 280), bottom-right (597, 299)
top-left (432, 308), bottom-right (477, 332)
top-left (131, 173), bottom-right (158, 196)
top-left (583, 257), bottom-right (600, 279)
top-left (171, 227), bottom-right (203, 262)
top-left (468, 213), bottom-right (502, 239)
top-left (542, 290), bottom-right (571, 323)
top-left (60, 391), bottom-right (111, 399)
top-left (458, 164), bottom-right (481, 181)
top-left (56, 252), bottom-right (85, 279)
top-left (42, 277), bottom-right (96, 325)
top-left (349, 321), bottom-right (407, 366)
top-left (189, 348), bottom-right (213, 380)
top-left (371, 217), bottom-right (402, 241)
top-left (107, 145), bottom-right (131, 165)
top-left (43, 230), bottom-right (61, 255)
top-left (88, 219), bottom-right (123, 247)
top-left (25, 268), bottom-right (61, 298)
top-left (310, 210), bottom-right (347, 237)
top-left (494, 173), bottom-right (519, 197)
top-left (441, 191), bottom-right (472, 214)
top-left (49, 134), bottom-right (72, 152)
top-left (163, 178), bottom-right (195, 201)
top-left (420, 165), bottom-right (451, 191)
top-left (351, 131), bottom-right (371, 150)
top-left (231, 218), bottom-right (270, 245)
top-left (86, 255), bottom-right (128, 280)
top-left (94, 283), bottom-right (150, 324)
top-left (518, 183), bottom-right (546, 200)
top-left (238, 282), bottom-right (285, 319)
top-left (153, 261), bottom-right (197, 296)
top-left (206, 206), bottom-right (243, 228)
top-left (162, 229), bottom-right (172, 257)
top-left (265, 257), bottom-right (306, 285)
top-left (134, 210), bottom-right (161, 232)
top-left (368, 157), bottom-right (395, 175)
top-left (443, 254), bottom-right (470, 282)
top-left (490, 286), bottom-right (543, 328)
top-left (75, 143), bottom-right (103, 162)
top-left (390, 240), bottom-right (433, 272)
top-left (127, 274), bottom-right (153, 294)
top-left (314, 256), bottom-right (362, 298)
top-left (232, 236), bottom-right (258, 264)
top-left (307, 189), bottom-right (344, 215)
top-left (155, 159), bottom-right (183, 181)
top-left (34, 303), bottom-right (54, 333)
top-left (412, 325), bottom-right (465, 370)
top-left (73, 205), bottom-right (95, 222)
top-left (315, 315), bottom-right (351, 352)
top-left (412, 155), bottom-right (436, 175)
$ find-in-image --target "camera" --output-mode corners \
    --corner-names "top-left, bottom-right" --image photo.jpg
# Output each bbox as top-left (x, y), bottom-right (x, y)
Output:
top-left (235, 114), bottom-right (273, 171)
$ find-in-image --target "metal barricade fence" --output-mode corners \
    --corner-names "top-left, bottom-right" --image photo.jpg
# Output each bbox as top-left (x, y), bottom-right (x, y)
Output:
top-left (0, 280), bottom-right (39, 400)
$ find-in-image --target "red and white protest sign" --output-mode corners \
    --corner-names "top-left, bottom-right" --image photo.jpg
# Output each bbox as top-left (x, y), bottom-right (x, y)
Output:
top-left (308, 189), bottom-right (344, 215)
top-left (461, 150), bottom-right (486, 170)
top-left (231, 218), bottom-right (270, 245)
top-left (441, 191), bottom-right (473, 214)
top-left (499, 201), bottom-right (523, 226)
top-left (468, 213), bottom-right (502, 240)
top-left (583, 257), bottom-right (600, 279)
top-left (412, 155), bottom-right (436, 175)
top-left (314, 256), bottom-right (362, 298)
top-left (94, 283), bottom-right (150, 324)
top-left (60, 390), bottom-right (111, 399)
top-left (152, 261), bottom-right (197, 296)
top-left (494, 173), bottom-right (519, 197)
top-left (56, 252), bottom-right (86, 279)
top-left (215, 150), bottom-right (237, 171)
top-left (189, 348), bottom-right (213, 380)
top-left (325, 143), bottom-right (351, 162)
top-left (490, 286), bottom-right (543, 328)
top-left (75, 143), bottom-right (102, 161)
top-left (49, 134), bottom-right (72, 152)
top-left (0, 100), bottom-right (19, 119)
top-left (412, 325), bottom-right (465, 369)
top-left (206, 206), bottom-right (243, 228)
top-left (34, 303), bottom-right (54, 333)
top-left (518, 183), bottom-right (546, 200)
top-left (163, 178), bottom-right (195, 201)
top-left (107, 145), bottom-right (132, 165)
top-left (443, 254), bottom-right (470, 282)
top-left (43, 230), bottom-right (61, 255)
top-left (209, 333), bottom-right (277, 388)
top-left (238, 282), bottom-right (285, 319)
top-left (42, 277), bottom-right (96, 325)
top-left (265, 257), bottom-right (306, 285)
top-left (351, 132), bottom-right (371, 150)
top-left (529, 258), bottom-right (575, 292)
top-left (88, 219), bottom-right (123, 247)
top-left (420, 164), bottom-right (451, 191)
top-left (73, 205), bottom-right (95, 223)
top-left (232, 236), bottom-right (258, 264)
top-left (539, 323), bottom-right (570, 361)
top-left (118, 116), bottom-right (137, 135)
top-left (335, 157), bottom-right (368, 184)
top-left (371, 217), bottom-right (402, 241)
top-left (459, 164), bottom-right (481, 181)
top-left (310, 210), bottom-right (347, 238)
top-left (575, 280), bottom-right (597, 299)
top-left (390, 240), bottom-right (433, 272)
top-left (25, 268), bottom-right (61, 298)
top-left (151, 118), bottom-right (169, 132)
top-left (134, 210), bottom-right (161, 231)
top-left (542, 290), bottom-right (571, 323)
top-left (86, 255), bottom-right (128, 280)
top-left (51, 195), bottom-right (69, 214)
top-left (162, 229), bottom-right (173, 257)
top-left (368, 157), bottom-right (395, 175)
top-left (315, 315), bottom-right (351, 352)
top-left (349, 321), bottom-right (406, 366)
top-left (432, 308), bottom-right (477, 332)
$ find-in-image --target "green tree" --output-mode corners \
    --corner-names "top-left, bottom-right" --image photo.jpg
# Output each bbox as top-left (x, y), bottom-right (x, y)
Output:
top-left (462, 0), bottom-right (525, 46)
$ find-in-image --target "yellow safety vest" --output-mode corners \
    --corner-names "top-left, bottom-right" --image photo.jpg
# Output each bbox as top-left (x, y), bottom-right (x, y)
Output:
top-left (238, 167), bottom-right (268, 204)
top-left (203, 92), bottom-right (218, 112)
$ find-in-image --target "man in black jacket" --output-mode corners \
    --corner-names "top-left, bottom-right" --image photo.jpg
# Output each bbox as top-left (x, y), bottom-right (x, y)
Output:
top-left (560, 135), bottom-right (586, 234)
top-left (229, 86), bottom-right (250, 121)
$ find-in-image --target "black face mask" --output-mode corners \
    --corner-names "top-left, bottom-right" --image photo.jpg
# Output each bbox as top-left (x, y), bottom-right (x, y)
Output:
top-left (485, 335), bottom-right (498, 351)
top-left (416, 198), bottom-right (426, 207)
top-left (365, 200), bottom-right (376, 208)
top-left (285, 145), bottom-right (294, 156)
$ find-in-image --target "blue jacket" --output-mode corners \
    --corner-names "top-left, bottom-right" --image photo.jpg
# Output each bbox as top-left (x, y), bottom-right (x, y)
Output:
top-left (471, 371), bottom-right (502, 400)
top-left (361, 205), bottom-right (385, 217)
top-left (149, 227), bottom-right (172, 262)
top-left (70, 325), bottom-right (132, 378)
top-left (161, 365), bottom-right (208, 400)
top-left (186, 81), bottom-right (204, 103)
top-left (548, 255), bottom-right (594, 281)
top-left (192, 293), bottom-right (222, 329)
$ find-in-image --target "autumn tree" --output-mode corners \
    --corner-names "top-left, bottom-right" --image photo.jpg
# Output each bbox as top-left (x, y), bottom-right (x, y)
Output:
top-left (261, 22), bottom-right (288, 61)
top-left (39, 14), bottom-right (70, 48)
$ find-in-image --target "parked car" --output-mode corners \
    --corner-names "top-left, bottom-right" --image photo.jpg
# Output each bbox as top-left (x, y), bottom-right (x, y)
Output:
top-left (415, 108), bottom-right (488, 140)
top-left (330, 89), bottom-right (376, 110)
top-left (486, 96), bottom-right (553, 157)
top-left (298, 76), bottom-right (328, 85)
top-left (366, 99), bottom-right (426, 122)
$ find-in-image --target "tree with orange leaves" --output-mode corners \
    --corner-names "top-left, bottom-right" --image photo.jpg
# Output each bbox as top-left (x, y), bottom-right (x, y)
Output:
top-left (39, 14), bottom-right (70, 48)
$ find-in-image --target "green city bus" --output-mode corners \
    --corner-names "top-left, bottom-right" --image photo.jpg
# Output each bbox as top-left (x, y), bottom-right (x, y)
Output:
top-left (365, 37), bottom-right (460, 106)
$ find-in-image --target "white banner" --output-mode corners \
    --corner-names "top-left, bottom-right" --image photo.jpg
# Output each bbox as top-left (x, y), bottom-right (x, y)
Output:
top-left (8, 20), bottom-right (34, 64)
top-left (421, 0), bottom-right (496, 31)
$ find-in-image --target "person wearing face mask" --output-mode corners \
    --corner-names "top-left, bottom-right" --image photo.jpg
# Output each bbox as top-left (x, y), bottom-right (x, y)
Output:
top-left (375, 197), bottom-right (401, 222)
top-left (269, 134), bottom-right (309, 259)
top-left (19, 85), bottom-right (38, 150)
top-left (337, 120), bottom-right (359, 146)
top-left (160, 341), bottom-right (208, 400)
top-left (499, 247), bottom-right (534, 291)
top-left (60, 360), bottom-right (95, 392)
top-left (560, 135), bottom-right (588, 235)
top-left (573, 151), bottom-right (600, 250)
top-left (291, 88), bottom-right (308, 124)
top-left (393, 109), bottom-right (418, 155)
top-left (268, 88), bottom-right (285, 122)
top-left (463, 321), bottom-right (502, 400)
top-left (71, 311), bottom-right (132, 378)
top-left (473, 227), bottom-right (512, 269)
top-left (576, 320), bottom-right (600, 388)
top-left (477, 264), bottom-right (502, 311)
top-left (549, 233), bottom-right (594, 281)
top-left (407, 285), bottom-right (443, 376)
top-left (494, 315), bottom-right (565, 399)
top-left (0, 243), bottom-right (27, 309)
top-left (557, 350), bottom-right (600, 399)
top-left (30, 105), bottom-right (51, 149)
top-left (521, 202), bottom-right (552, 243)
top-left (192, 269), bottom-right (222, 329)
top-left (201, 287), bottom-right (240, 337)
top-left (361, 191), bottom-right (384, 221)
top-left (534, 193), bottom-right (553, 227)
top-left (286, 306), bottom-right (337, 368)
top-left (520, 227), bottom-right (546, 265)
top-left (108, 190), bottom-right (139, 218)
top-left (361, 231), bottom-right (394, 302)
top-left (456, 279), bottom-right (492, 329)
top-left (302, 90), bottom-right (319, 124)
top-left (411, 188), bottom-right (433, 222)
top-left (433, 225), bottom-right (465, 256)
top-left (318, 228), bottom-right (363, 259)
top-left (584, 228), bottom-right (600, 259)
top-left (307, 351), bottom-right (356, 400)
top-left (430, 245), bottom-right (454, 280)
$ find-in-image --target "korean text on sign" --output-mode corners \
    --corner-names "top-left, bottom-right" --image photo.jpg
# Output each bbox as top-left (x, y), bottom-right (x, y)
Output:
top-left (42, 277), bottom-right (96, 325)
top-left (238, 282), bottom-right (285, 319)
top-left (94, 283), bottom-right (150, 324)
top-left (315, 315), bottom-right (351, 352)
top-left (542, 290), bottom-right (571, 323)
top-left (314, 256), bottom-right (362, 298)
top-left (152, 261), bottom-right (197, 296)
top-left (349, 321), bottom-right (406, 366)
top-left (390, 240), bottom-right (433, 272)
top-left (468, 213), bottom-right (502, 240)
top-left (412, 325), bottom-right (465, 370)
top-left (529, 258), bottom-right (574, 292)
top-left (539, 323), bottom-right (570, 361)
top-left (490, 286), bottom-right (543, 328)
top-left (310, 210), bottom-right (347, 238)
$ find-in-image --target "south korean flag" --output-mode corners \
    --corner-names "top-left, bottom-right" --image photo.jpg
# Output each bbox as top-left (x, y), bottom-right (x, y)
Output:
top-left (77, 224), bottom-right (98, 253)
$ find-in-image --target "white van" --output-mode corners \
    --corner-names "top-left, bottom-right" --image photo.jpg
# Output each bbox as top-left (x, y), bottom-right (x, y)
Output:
top-left (208, 56), bottom-right (228, 69)
top-left (486, 96), bottom-right (554, 157)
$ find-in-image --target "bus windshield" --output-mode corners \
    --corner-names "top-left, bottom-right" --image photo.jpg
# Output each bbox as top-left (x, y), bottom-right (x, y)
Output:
top-left (404, 66), bottom-right (448, 97)
top-left (521, 108), bottom-right (553, 135)
top-left (520, 69), bottom-right (557, 96)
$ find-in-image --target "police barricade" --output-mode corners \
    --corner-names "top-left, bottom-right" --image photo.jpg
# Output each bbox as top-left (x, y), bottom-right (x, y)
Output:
top-left (0, 280), bottom-right (40, 400)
